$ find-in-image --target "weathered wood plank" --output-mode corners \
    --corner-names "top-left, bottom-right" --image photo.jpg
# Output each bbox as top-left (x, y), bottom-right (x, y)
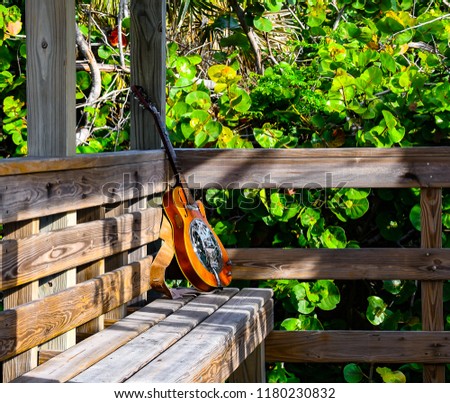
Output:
top-left (0, 150), bottom-right (166, 176)
top-left (228, 248), bottom-right (450, 280)
top-left (0, 208), bottom-right (163, 291)
top-left (1, 220), bottom-right (39, 382)
top-left (71, 288), bottom-right (239, 382)
top-left (76, 207), bottom-right (106, 337)
top-left (126, 288), bottom-right (273, 383)
top-left (26, 0), bottom-right (76, 157)
top-left (104, 202), bottom-right (131, 323)
top-left (420, 188), bottom-right (445, 382)
top-left (0, 159), bottom-right (166, 224)
top-left (176, 148), bottom-right (450, 189)
top-left (130, 0), bottom-right (166, 150)
top-left (228, 342), bottom-right (266, 383)
top-left (265, 330), bottom-right (450, 363)
top-left (13, 297), bottom-right (191, 383)
top-left (38, 212), bottom-right (77, 365)
top-left (0, 256), bottom-right (154, 362)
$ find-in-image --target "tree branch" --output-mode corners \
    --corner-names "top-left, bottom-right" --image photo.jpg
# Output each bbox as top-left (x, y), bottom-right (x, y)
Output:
top-left (75, 23), bottom-right (102, 104)
top-left (229, 0), bottom-right (263, 74)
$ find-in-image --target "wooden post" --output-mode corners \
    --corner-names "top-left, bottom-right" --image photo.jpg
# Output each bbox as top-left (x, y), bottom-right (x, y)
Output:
top-left (228, 342), bottom-right (266, 383)
top-left (26, 0), bottom-right (77, 362)
top-left (421, 188), bottom-right (444, 382)
top-left (130, 0), bottom-right (166, 150)
top-left (26, 0), bottom-right (76, 156)
top-left (129, 0), bottom-right (167, 303)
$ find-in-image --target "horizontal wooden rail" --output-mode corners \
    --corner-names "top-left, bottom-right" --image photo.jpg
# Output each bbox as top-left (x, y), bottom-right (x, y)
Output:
top-left (0, 155), bottom-right (167, 224)
top-left (265, 330), bottom-right (450, 363)
top-left (177, 148), bottom-right (450, 189)
top-left (0, 256), bottom-right (154, 362)
top-left (229, 248), bottom-right (450, 280)
top-left (0, 208), bottom-right (162, 291)
top-left (0, 150), bottom-right (166, 176)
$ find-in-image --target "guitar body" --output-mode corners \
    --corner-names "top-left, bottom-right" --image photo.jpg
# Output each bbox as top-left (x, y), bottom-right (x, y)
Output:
top-left (163, 186), bottom-right (232, 291)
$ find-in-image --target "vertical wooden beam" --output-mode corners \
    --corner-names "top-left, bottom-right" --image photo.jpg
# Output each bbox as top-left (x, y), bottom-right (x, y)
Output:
top-left (228, 342), bottom-right (266, 383)
top-left (1, 221), bottom-right (39, 382)
top-left (421, 188), bottom-right (444, 383)
top-left (26, 0), bottom-right (76, 156)
top-left (130, 0), bottom-right (166, 150)
top-left (76, 207), bottom-right (106, 339)
top-left (26, 0), bottom-right (77, 362)
top-left (104, 203), bottom-right (129, 324)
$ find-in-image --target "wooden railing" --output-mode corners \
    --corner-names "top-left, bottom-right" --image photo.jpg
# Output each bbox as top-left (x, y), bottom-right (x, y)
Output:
top-left (179, 147), bottom-right (450, 383)
top-left (1, 147), bottom-right (449, 382)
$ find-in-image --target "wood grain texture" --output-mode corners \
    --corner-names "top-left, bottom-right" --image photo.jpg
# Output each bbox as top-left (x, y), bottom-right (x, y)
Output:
top-left (1, 220), bottom-right (39, 382)
top-left (176, 148), bottom-right (450, 189)
top-left (126, 288), bottom-right (273, 383)
top-left (13, 297), bottom-right (191, 382)
top-left (71, 288), bottom-right (239, 382)
top-left (26, 0), bottom-right (76, 157)
top-left (228, 342), bottom-right (266, 383)
top-left (76, 207), bottom-right (106, 337)
top-left (0, 158), bottom-right (166, 224)
top-left (265, 330), bottom-right (450, 363)
top-left (420, 188), bottom-right (445, 382)
top-left (104, 202), bottom-right (131, 322)
top-left (0, 256), bottom-right (154, 362)
top-left (38, 212), bottom-right (77, 364)
top-left (0, 150), bottom-right (166, 176)
top-left (0, 208), bottom-right (163, 291)
top-left (130, 0), bottom-right (166, 150)
top-left (228, 248), bottom-right (450, 280)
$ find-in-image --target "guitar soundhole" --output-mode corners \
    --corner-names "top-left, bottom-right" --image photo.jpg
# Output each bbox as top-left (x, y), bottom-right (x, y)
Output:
top-left (189, 219), bottom-right (223, 286)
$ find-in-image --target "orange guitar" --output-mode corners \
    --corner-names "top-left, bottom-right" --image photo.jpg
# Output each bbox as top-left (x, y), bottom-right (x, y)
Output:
top-left (131, 85), bottom-right (232, 292)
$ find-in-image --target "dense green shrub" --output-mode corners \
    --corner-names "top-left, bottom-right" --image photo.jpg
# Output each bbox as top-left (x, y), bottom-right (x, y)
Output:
top-left (1, 0), bottom-right (449, 382)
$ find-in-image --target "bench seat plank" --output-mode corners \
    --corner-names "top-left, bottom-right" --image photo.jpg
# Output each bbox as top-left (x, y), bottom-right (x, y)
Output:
top-left (13, 297), bottom-right (192, 383)
top-left (71, 288), bottom-right (239, 382)
top-left (126, 288), bottom-right (273, 383)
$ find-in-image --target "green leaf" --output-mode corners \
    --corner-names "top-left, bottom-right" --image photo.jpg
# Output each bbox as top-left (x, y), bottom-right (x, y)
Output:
top-left (376, 367), bottom-right (406, 383)
top-left (344, 197), bottom-right (369, 219)
top-left (208, 64), bottom-right (237, 83)
top-left (254, 126), bottom-right (283, 148)
top-left (264, 0), bottom-right (284, 12)
top-left (366, 296), bottom-right (388, 325)
top-left (185, 91), bottom-right (211, 110)
top-left (290, 283), bottom-right (315, 314)
top-left (301, 207), bottom-right (320, 227)
top-left (345, 188), bottom-right (371, 200)
top-left (97, 45), bottom-right (112, 60)
top-left (76, 71), bottom-right (91, 90)
top-left (194, 131), bottom-right (208, 147)
top-left (409, 204), bottom-right (421, 231)
top-left (176, 57), bottom-right (196, 79)
top-left (267, 363), bottom-right (300, 383)
top-left (344, 364), bottom-right (364, 383)
top-left (316, 280), bottom-right (340, 311)
top-left (321, 226), bottom-right (347, 248)
top-left (254, 15), bottom-right (273, 32)
top-left (380, 51), bottom-right (397, 73)
top-left (280, 317), bottom-right (301, 330)
top-left (205, 120), bottom-right (222, 139)
top-left (230, 87), bottom-right (251, 113)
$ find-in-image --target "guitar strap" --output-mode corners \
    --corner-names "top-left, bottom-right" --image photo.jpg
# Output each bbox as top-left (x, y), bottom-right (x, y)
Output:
top-left (150, 215), bottom-right (215, 299)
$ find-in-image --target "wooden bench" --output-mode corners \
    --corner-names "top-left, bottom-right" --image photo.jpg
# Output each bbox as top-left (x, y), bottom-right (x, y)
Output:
top-left (0, 151), bottom-right (273, 383)
top-left (12, 288), bottom-right (273, 383)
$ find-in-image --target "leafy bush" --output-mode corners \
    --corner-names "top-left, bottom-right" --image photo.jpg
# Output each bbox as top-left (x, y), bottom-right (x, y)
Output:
top-left (1, 0), bottom-right (450, 382)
